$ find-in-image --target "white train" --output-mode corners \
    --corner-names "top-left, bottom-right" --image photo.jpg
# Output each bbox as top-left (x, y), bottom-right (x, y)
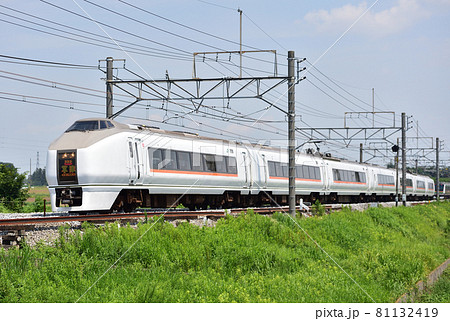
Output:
top-left (46, 118), bottom-right (435, 213)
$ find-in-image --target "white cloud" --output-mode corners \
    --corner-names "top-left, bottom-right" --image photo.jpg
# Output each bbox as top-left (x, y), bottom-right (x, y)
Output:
top-left (303, 0), bottom-right (431, 37)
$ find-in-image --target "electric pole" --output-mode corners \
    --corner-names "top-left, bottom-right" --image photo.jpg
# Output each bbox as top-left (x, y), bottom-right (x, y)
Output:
top-left (360, 143), bottom-right (363, 163)
top-left (106, 57), bottom-right (114, 118)
top-left (238, 8), bottom-right (243, 78)
top-left (436, 137), bottom-right (440, 200)
top-left (288, 51), bottom-right (296, 217)
top-left (395, 138), bottom-right (399, 207)
top-left (401, 112), bottom-right (406, 206)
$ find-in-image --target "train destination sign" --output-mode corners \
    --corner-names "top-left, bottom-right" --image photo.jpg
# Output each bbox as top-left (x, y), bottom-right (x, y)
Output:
top-left (57, 150), bottom-right (78, 184)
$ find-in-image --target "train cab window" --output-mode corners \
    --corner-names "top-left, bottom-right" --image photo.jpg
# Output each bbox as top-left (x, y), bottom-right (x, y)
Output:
top-left (428, 182), bottom-right (434, 190)
top-left (177, 151), bottom-right (192, 171)
top-left (65, 120), bottom-right (115, 132)
top-left (66, 120), bottom-right (99, 132)
top-left (417, 181), bottom-right (425, 189)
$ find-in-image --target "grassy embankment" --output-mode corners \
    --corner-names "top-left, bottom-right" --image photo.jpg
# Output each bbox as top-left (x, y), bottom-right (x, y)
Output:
top-left (417, 268), bottom-right (450, 303)
top-left (0, 201), bottom-right (448, 302)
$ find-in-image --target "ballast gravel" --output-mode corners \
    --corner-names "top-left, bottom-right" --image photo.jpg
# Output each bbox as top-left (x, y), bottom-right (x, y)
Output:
top-left (0, 212), bottom-right (219, 248)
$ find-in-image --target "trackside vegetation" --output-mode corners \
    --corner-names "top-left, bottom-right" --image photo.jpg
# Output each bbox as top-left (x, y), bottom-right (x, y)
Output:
top-left (0, 202), bottom-right (449, 302)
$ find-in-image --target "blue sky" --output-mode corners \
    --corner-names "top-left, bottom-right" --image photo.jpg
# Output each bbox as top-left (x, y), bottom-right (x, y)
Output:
top-left (0, 0), bottom-right (449, 172)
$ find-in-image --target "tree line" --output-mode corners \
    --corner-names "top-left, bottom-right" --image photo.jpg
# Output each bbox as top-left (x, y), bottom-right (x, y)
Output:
top-left (0, 163), bottom-right (47, 211)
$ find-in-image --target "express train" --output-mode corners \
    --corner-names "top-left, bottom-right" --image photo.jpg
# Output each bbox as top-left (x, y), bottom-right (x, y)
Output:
top-left (46, 118), bottom-right (435, 213)
top-left (438, 182), bottom-right (450, 199)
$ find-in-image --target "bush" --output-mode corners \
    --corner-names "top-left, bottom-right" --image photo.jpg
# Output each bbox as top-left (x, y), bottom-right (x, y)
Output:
top-left (0, 164), bottom-right (28, 211)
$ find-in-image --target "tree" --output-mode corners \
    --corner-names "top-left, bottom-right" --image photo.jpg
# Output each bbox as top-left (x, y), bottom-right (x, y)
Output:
top-left (0, 164), bottom-right (28, 211)
top-left (29, 168), bottom-right (47, 186)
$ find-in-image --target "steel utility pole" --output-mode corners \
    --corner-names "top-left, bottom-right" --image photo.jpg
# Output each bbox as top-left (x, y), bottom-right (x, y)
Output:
top-left (436, 137), bottom-right (440, 200)
top-left (401, 112), bottom-right (407, 206)
top-left (288, 51), bottom-right (296, 217)
top-left (106, 57), bottom-right (114, 118)
top-left (395, 138), bottom-right (399, 207)
top-left (238, 8), bottom-right (243, 78)
top-left (360, 143), bottom-right (363, 163)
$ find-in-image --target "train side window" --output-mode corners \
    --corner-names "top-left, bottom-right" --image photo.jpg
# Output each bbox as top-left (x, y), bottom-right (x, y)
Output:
top-left (333, 169), bottom-right (340, 181)
top-left (274, 162), bottom-right (282, 177)
top-left (177, 151), bottom-right (192, 171)
top-left (314, 167), bottom-right (321, 180)
top-left (203, 154), bottom-right (217, 172)
top-left (192, 153), bottom-right (203, 172)
top-left (296, 165), bottom-right (303, 179)
top-left (281, 164), bottom-right (288, 177)
top-left (350, 171), bottom-right (356, 182)
top-left (100, 121), bottom-right (108, 129)
top-left (357, 172), bottom-right (366, 183)
top-left (227, 157), bottom-right (237, 174)
top-left (151, 149), bottom-right (162, 169)
top-left (307, 166), bottom-right (315, 180)
top-left (342, 170), bottom-right (349, 182)
top-left (215, 155), bottom-right (227, 173)
top-left (161, 150), bottom-right (177, 170)
top-left (268, 161), bottom-right (276, 176)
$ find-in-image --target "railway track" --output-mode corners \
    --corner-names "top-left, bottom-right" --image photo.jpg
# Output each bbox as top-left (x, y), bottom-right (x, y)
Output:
top-left (0, 201), bottom-right (433, 249)
top-left (0, 206), bottom-right (304, 227)
top-left (0, 200), bottom-right (432, 228)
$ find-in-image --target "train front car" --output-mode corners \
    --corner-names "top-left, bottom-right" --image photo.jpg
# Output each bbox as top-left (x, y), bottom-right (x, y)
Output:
top-left (46, 118), bottom-right (131, 213)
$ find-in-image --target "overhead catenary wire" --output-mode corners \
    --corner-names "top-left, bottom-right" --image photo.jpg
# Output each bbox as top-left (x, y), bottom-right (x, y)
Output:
top-left (0, 54), bottom-right (97, 69)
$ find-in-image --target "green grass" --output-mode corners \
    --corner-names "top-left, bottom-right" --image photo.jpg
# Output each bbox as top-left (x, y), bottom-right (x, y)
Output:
top-left (417, 268), bottom-right (450, 303)
top-left (0, 202), bottom-right (449, 303)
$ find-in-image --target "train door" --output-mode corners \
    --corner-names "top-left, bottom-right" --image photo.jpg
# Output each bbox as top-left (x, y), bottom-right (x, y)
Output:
top-left (241, 150), bottom-right (253, 189)
top-left (261, 154), bottom-right (268, 188)
top-left (127, 138), bottom-right (144, 185)
top-left (322, 162), bottom-right (330, 191)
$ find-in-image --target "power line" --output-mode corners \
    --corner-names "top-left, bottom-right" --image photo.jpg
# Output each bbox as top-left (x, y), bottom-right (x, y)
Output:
top-left (0, 54), bottom-right (97, 69)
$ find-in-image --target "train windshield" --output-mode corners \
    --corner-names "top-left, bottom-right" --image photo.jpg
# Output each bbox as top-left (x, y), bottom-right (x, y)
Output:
top-left (65, 120), bottom-right (114, 132)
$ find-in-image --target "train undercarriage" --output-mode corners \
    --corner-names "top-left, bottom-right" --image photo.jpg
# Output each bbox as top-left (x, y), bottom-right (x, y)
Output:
top-left (109, 189), bottom-right (434, 213)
